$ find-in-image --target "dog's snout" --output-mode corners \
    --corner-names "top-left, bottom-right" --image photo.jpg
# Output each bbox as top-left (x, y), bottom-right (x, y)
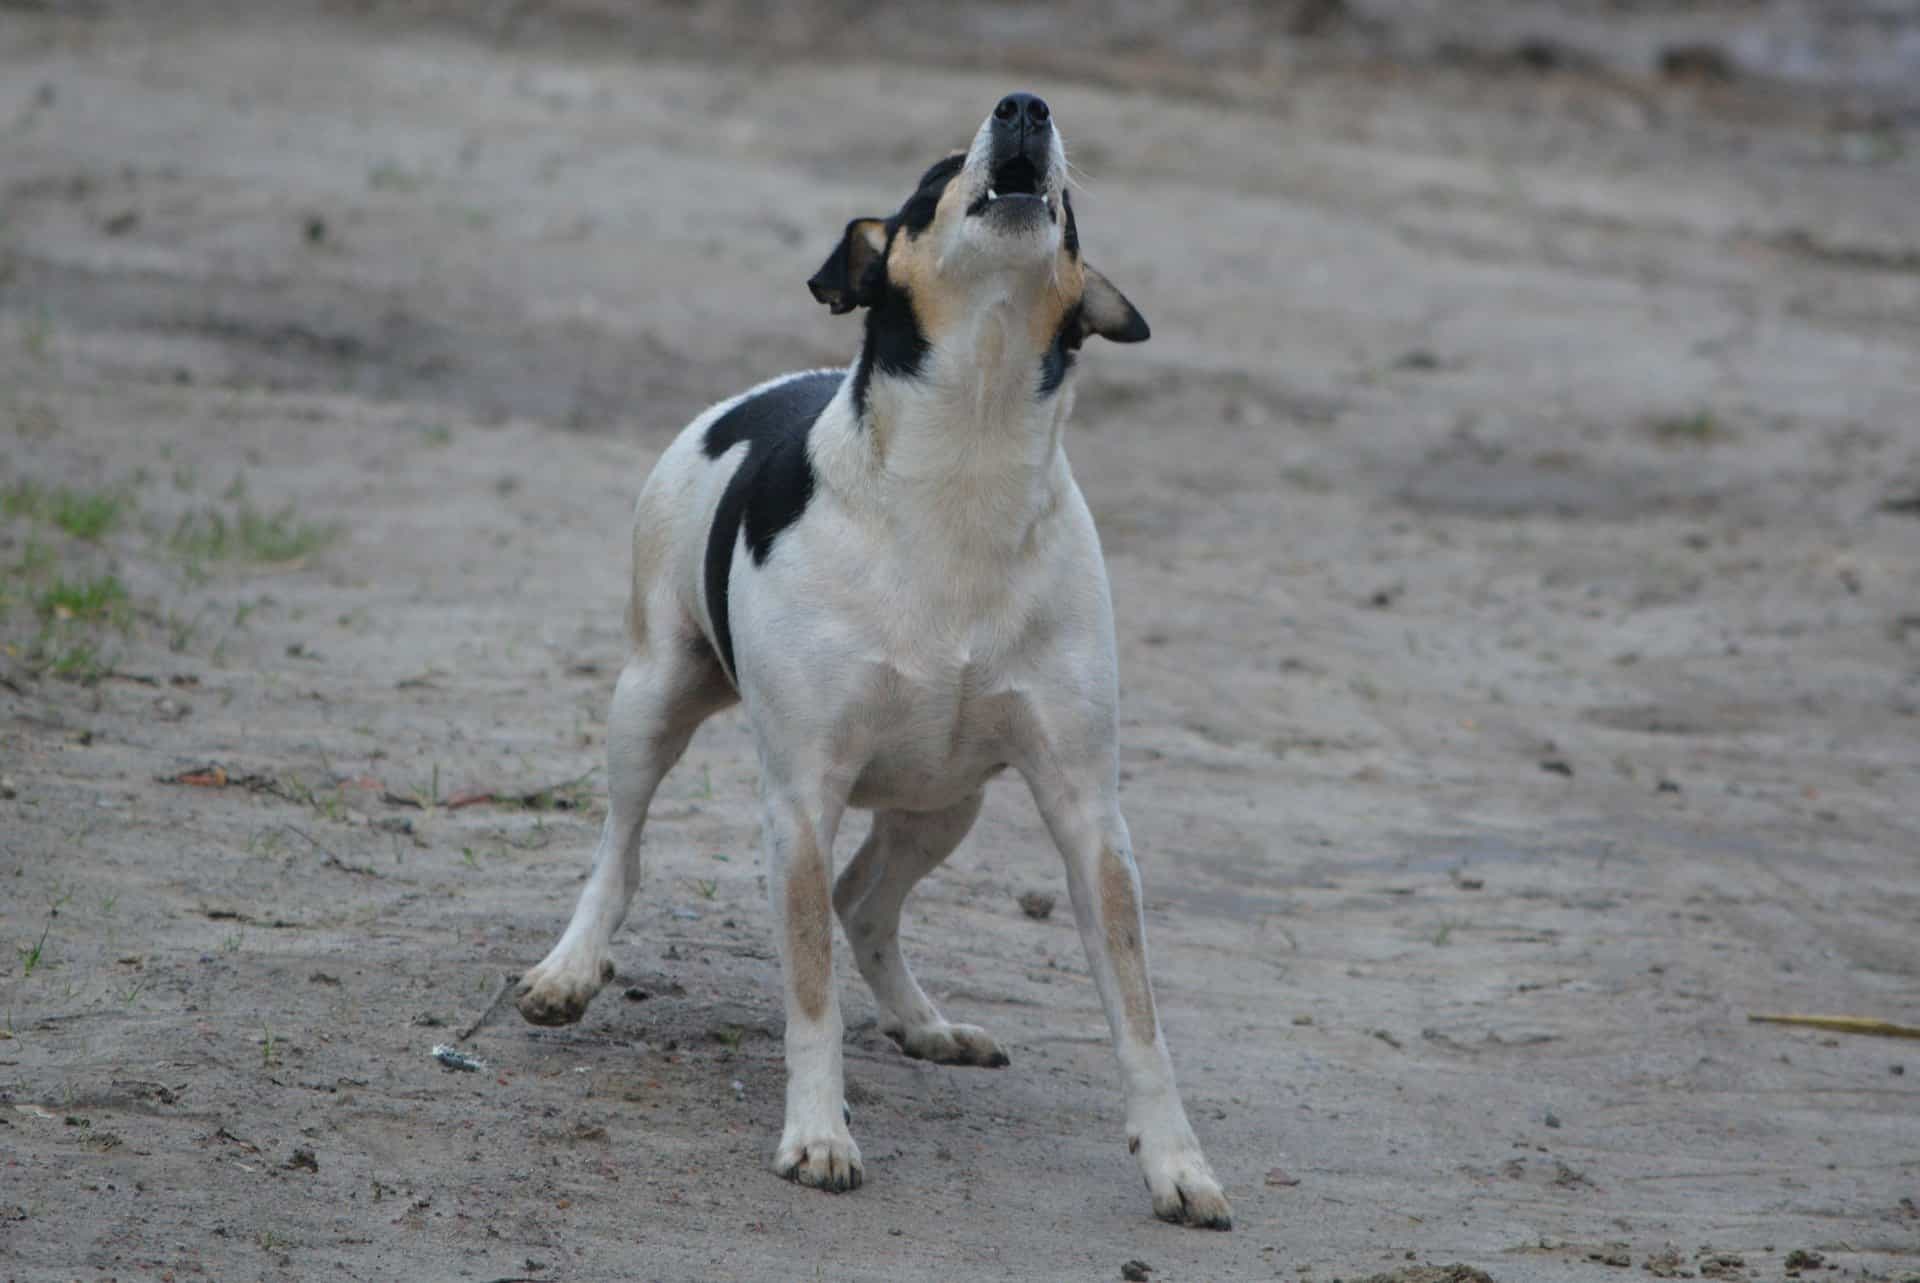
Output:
top-left (993, 92), bottom-right (1051, 133)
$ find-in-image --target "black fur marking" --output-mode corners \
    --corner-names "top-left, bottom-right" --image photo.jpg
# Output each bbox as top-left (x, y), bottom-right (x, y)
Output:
top-left (899, 154), bottom-right (965, 239)
top-left (1062, 189), bottom-right (1079, 260)
top-left (851, 273), bottom-right (931, 420)
top-left (701, 371), bottom-right (841, 684)
top-left (1038, 301), bottom-right (1085, 398)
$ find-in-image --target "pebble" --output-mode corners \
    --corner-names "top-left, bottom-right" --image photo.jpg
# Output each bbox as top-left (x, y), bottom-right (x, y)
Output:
top-left (1017, 890), bottom-right (1055, 921)
top-left (0, 776), bottom-right (16, 800)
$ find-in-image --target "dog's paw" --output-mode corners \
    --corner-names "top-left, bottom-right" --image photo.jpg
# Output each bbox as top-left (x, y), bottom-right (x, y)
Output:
top-left (514, 957), bottom-right (614, 1027)
top-left (774, 1126), bottom-right (864, 1193)
top-left (1133, 1129), bottom-right (1232, 1230)
top-left (887, 1021), bottom-right (1010, 1068)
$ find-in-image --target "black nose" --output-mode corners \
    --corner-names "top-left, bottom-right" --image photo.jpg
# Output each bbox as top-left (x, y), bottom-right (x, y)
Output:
top-left (993, 92), bottom-right (1051, 132)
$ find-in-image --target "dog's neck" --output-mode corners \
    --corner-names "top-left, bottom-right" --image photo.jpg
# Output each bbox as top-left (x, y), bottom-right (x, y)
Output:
top-left (825, 276), bottom-right (1075, 556)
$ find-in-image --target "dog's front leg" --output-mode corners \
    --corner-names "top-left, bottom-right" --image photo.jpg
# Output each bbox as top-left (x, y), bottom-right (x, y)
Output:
top-left (1023, 753), bottom-right (1232, 1229)
top-left (762, 784), bottom-right (862, 1192)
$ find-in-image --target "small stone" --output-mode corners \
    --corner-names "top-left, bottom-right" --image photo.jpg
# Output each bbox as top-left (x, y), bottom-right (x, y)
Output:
top-left (1544, 1110), bottom-right (1562, 1129)
top-left (1121, 1261), bottom-right (1153, 1282)
top-left (285, 1148), bottom-right (318, 1172)
top-left (0, 776), bottom-right (16, 800)
top-left (1017, 890), bottom-right (1055, 921)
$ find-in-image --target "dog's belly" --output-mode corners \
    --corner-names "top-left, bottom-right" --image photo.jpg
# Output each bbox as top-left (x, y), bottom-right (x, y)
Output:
top-left (844, 684), bottom-right (1022, 813)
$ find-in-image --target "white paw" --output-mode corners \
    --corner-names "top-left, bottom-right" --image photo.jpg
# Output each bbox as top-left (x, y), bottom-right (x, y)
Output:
top-left (887, 1021), bottom-right (1010, 1068)
top-left (515, 955), bottom-right (614, 1027)
top-left (1131, 1125), bottom-right (1232, 1230)
top-left (774, 1122), bottom-right (864, 1193)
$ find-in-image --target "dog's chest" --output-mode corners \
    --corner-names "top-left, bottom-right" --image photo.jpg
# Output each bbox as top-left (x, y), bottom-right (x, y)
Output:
top-left (843, 651), bottom-right (1027, 812)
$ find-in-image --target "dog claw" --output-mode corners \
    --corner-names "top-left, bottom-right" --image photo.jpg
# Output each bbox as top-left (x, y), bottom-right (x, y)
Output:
top-left (775, 1134), bottom-right (864, 1193)
top-left (514, 958), bottom-right (613, 1026)
top-left (1154, 1183), bottom-right (1233, 1231)
top-left (887, 1022), bottom-right (1010, 1068)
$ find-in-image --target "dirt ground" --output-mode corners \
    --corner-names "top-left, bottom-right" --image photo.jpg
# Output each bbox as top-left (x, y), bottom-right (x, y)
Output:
top-left (3, 3), bottom-right (1919, 1280)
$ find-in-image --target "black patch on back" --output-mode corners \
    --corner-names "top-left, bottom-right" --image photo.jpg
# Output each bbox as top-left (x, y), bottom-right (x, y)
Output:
top-left (701, 371), bottom-right (841, 684)
top-left (1062, 189), bottom-right (1079, 260)
top-left (1038, 301), bottom-right (1085, 398)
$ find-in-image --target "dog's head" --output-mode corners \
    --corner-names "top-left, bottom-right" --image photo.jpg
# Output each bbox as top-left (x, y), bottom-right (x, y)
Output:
top-left (808, 93), bottom-right (1147, 405)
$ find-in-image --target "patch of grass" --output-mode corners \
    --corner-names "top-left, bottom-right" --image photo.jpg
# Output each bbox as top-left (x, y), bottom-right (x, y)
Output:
top-left (21, 307), bottom-right (55, 363)
top-left (692, 878), bottom-right (718, 901)
top-left (368, 161), bottom-right (423, 193)
top-left (1649, 411), bottom-right (1729, 446)
top-left (17, 918), bottom-right (52, 977)
top-left (169, 502), bottom-right (339, 565)
top-left (35, 574), bottom-right (128, 625)
top-left (45, 639), bottom-right (111, 683)
top-left (0, 481), bottom-right (128, 540)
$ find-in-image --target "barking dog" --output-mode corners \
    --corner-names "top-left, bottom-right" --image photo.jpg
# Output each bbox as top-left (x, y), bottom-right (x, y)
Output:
top-left (515, 92), bottom-right (1231, 1229)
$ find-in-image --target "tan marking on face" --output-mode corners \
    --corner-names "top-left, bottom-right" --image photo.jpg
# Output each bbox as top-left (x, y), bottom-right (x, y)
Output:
top-left (1029, 253), bottom-right (1086, 355)
top-left (884, 178), bottom-right (971, 344)
top-left (1098, 846), bottom-right (1158, 1043)
top-left (786, 836), bottom-right (832, 1022)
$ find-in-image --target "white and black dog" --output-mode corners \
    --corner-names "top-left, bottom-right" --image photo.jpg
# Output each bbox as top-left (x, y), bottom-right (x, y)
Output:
top-left (515, 92), bottom-right (1230, 1229)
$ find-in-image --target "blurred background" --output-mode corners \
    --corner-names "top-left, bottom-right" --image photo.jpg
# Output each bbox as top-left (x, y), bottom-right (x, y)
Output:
top-left (2, 4), bottom-right (1917, 1282)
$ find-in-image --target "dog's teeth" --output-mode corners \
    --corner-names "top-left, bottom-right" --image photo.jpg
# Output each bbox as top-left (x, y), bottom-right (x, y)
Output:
top-left (987, 187), bottom-right (999, 201)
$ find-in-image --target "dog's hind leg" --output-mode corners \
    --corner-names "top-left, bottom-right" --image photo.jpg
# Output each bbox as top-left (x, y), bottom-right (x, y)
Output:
top-left (516, 634), bottom-right (732, 1026)
top-left (832, 792), bottom-right (1009, 1068)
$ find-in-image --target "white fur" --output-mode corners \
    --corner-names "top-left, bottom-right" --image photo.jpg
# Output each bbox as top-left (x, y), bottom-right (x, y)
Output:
top-left (516, 104), bottom-right (1230, 1229)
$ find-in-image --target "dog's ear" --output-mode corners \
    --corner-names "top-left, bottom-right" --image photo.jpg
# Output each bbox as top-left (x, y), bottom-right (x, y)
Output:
top-left (1080, 266), bottom-right (1151, 344)
top-left (808, 219), bottom-right (889, 315)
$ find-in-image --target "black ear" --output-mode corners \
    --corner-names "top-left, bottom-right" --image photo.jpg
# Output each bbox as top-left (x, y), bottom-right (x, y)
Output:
top-left (1080, 266), bottom-right (1150, 344)
top-left (807, 219), bottom-right (889, 315)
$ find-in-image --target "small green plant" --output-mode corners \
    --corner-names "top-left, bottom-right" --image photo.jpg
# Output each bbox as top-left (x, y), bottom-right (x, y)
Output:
top-left (0, 482), bottom-right (127, 539)
top-left (713, 1025), bottom-right (745, 1050)
top-left (1650, 411), bottom-right (1727, 446)
top-left (1, 479), bottom-right (44, 521)
top-left (37, 636), bottom-right (112, 684)
top-left (17, 918), bottom-right (52, 977)
top-left (170, 502), bottom-right (339, 565)
top-left (51, 489), bottom-right (125, 540)
top-left (21, 307), bottom-right (55, 362)
top-left (35, 574), bottom-right (127, 624)
top-left (259, 1024), bottom-right (278, 1067)
top-left (693, 878), bottom-right (718, 901)
top-left (368, 161), bottom-right (423, 193)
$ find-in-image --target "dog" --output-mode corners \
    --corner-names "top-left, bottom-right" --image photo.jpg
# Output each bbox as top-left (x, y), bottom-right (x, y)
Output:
top-left (514, 91), bottom-right (1231, 1230)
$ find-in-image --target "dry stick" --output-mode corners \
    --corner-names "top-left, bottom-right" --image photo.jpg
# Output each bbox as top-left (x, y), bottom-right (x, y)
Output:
top-left (456, 975), bottom-right (519, 1044)
top-left (1748, 1013), bottom-right (1920, 1040)
top-left (278, 824), bottom-right (338, 862)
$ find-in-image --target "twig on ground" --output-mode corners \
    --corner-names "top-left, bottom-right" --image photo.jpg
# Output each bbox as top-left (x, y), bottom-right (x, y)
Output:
top-left (1748, 1013), bottom-right (1920, 1040)
top-left (456, 974), bottom-right (519, 1043)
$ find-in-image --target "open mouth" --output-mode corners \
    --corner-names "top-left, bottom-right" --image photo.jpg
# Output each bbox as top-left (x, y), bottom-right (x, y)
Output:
top-left (969, 155), bottom-right (1048, 217)
top-left (988, 155), bottom-right (1041, 201)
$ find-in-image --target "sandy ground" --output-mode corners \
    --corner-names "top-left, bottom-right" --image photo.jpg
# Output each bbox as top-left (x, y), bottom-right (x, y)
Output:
top-left (3, 3), bottom-right (1920, 1280)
